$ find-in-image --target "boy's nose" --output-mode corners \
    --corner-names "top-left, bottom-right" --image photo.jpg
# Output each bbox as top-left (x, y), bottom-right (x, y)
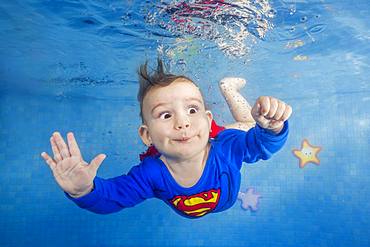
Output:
top-left (175, 116), bottom-right (191, 130)
top-left (175, 122), bottom-right (190, 130)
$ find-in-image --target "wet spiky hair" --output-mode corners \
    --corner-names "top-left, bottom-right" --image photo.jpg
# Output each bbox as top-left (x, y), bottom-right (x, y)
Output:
top-left (137, 58), bottom-right (193, 122)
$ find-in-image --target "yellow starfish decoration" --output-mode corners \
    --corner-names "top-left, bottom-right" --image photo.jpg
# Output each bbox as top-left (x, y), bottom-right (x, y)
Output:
top-left (292, 139), bottom-right (322, 168)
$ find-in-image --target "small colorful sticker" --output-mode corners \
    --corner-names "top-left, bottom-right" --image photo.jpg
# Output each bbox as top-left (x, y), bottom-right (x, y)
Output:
top-left (286, 40), bottom-right (305, 49)
top-left (292, 139), bottom-right (322, 168)
top-left (293, 54), bottom-right (309, 61)
top-left (238, 188), bottom-right (262, 211)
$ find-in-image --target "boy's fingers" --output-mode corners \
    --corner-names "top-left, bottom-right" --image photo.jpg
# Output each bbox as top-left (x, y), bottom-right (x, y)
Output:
top-left (258, 96), bottom-right (270, 116)
top-left (50, 137), bottom-right (62, 162)
top-left (266, 97), bottom-right (278, 119)
top-left (257, 116), bottom-right (270, 127)
top-left (281, 104), bottom-right (292, 122)
top-left (253, 104), bottom-right (270, 127)
top-left (53, 132), bottom-right (71, 159)
top-left (89, 154), bottom-right (106, 172)
top-left (67, 132), bottom-right (82, 158)
top-left (253, 97), bottom-right (292, 128)
top-left (251, 102), bottom-right (259, 118)
top-left (41, 152), bottom-right (56, 170)
top-left (274, 101), bottom-right (286, 121)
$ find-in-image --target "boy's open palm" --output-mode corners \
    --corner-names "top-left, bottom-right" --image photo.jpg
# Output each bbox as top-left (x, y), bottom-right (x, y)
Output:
top-left (251, 96), bottom-right (292, 133)
top-left (41, 132), bottom-right (106, 198)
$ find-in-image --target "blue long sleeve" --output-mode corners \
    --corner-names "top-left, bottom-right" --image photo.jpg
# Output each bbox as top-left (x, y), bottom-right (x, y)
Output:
top-left (215, 121), bottom-right (289, 170)
top-left (65, 163), bottom-right (155, 214)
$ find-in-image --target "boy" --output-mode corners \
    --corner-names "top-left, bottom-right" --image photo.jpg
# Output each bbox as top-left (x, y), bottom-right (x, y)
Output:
top-left (41, 59), bottom-right (292, 218)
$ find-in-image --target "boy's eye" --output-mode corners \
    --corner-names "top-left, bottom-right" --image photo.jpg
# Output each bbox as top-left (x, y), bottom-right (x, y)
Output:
top-left (188, 106), bottom-right (199, 114)
top-left (159, 112), bottom-right (172, 119)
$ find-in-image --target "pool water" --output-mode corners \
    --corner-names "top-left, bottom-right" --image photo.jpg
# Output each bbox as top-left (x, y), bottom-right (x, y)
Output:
top-left (1, 1), bottom-right (369, 246)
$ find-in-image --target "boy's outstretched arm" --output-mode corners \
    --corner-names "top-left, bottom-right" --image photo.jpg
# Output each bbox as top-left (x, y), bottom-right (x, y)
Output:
top-left (41, 132), bottom-right (106, 198)
top-left (42, 132), bottom-right (155, 214)
top-left (219, 77), bottom-right (256, 131)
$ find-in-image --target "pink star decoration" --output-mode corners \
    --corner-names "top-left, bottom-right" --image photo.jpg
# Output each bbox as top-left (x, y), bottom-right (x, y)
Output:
top-left (238, 188), bottom-right (262, 211)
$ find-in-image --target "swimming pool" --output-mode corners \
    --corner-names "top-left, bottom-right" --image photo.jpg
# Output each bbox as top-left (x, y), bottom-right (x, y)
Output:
top-left (1, 0), bottom-right (369, 246)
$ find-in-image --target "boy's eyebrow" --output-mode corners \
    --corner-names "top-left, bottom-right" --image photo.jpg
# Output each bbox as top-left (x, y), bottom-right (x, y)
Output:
top-left (185, 97), bottom-right (204, 105)
top-left (151, 97), bottom-right (204, 114)
top-left (151, 102), bottom-right (168, 114)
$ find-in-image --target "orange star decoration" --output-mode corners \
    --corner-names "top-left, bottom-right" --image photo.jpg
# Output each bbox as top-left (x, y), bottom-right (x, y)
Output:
top-left (292, 139), bottom-right (322, 168)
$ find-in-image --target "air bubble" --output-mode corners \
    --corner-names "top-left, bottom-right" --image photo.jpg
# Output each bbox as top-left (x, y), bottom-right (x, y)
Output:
top-left (300, 16), bottom-right (308, 23)
top-left (269, 9), bottom-right (277, 16)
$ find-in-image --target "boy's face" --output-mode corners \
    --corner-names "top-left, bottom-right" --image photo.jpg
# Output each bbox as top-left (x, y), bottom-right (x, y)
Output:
top-left (139, 79), bottom-right (213, 161)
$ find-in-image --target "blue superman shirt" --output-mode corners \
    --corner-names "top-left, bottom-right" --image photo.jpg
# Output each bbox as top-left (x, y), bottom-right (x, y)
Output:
top-left (66, 122), bottom-right (289, 218)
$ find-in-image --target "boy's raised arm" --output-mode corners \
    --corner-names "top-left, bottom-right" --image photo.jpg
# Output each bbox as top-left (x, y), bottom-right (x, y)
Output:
top-left (222, 95), bottom-right (292, 166)
top-left (41, 132), bottom-right (106, 198)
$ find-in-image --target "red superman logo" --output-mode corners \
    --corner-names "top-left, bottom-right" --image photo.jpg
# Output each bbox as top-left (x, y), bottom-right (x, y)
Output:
top-left (170, 188), bottom-right (221, 217)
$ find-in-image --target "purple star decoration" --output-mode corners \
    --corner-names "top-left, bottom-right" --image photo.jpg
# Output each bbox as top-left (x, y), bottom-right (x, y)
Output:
top-left (238, 188), bottom-right (262, 211)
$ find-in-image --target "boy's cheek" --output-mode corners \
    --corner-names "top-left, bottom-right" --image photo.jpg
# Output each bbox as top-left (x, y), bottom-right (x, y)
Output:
top-left (150, 124), bottom-right (171, 137)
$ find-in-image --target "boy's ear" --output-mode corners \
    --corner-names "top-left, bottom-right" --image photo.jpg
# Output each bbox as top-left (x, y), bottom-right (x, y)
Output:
top-left (205, 110), bottom-right (213, 131)
top-left (138, 124), bottom-right (152, 147)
